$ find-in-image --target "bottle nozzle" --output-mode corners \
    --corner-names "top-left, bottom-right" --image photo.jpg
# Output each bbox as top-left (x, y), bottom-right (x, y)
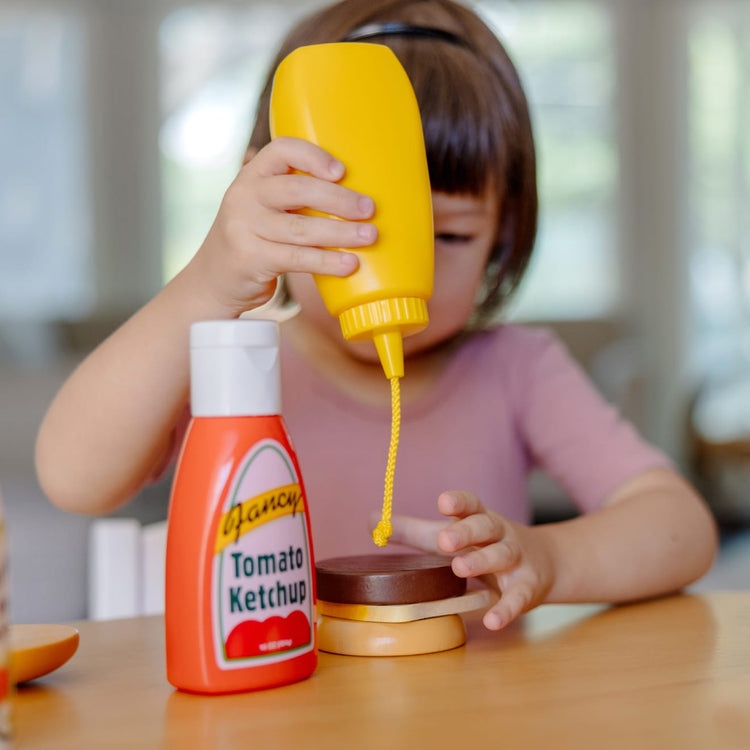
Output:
top-left (337, 297), bottom-right (426, 379)
top-left (373, 331), bottom-right (404, 380)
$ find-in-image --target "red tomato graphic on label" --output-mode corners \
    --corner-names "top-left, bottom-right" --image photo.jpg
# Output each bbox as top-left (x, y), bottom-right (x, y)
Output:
top-left (225, 611), bottom-right (310, 659)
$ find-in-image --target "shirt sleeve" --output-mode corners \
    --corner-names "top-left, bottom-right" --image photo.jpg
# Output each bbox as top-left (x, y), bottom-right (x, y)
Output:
top-left (513, 327), bottom-right (672, 513)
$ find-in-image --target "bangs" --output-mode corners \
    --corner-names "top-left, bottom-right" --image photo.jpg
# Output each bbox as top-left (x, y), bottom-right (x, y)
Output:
top-left (386, 39), bottom-right (506, 197)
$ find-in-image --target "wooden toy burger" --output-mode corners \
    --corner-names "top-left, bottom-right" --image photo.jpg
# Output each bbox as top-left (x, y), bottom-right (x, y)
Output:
top-left (316, 554), bottom-right (490, 656)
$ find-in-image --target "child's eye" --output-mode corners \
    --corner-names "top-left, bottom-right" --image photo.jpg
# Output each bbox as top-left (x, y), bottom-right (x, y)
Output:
top-left (435, 233), bottom-right (473, 244)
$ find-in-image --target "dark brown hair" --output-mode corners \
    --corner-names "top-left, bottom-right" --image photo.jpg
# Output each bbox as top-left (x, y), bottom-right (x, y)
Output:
top-left (249, 0), bottom-right (538, 327)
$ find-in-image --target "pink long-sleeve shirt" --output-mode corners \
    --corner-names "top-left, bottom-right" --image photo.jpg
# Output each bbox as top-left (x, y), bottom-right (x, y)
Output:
top-left (278, 324), bottom-right (671, 559)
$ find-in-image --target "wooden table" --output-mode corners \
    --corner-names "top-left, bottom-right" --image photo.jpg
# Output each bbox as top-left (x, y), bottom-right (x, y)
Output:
top-left (12, 592), bottom-right (750, 749)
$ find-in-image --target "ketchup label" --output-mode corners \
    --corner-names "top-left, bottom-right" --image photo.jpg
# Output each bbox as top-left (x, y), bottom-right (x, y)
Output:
top-left (212, 438), bottom-right (314, 669)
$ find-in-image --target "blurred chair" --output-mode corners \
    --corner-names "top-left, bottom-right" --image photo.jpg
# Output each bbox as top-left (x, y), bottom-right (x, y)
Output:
top-left (687, 374), bottom-right (750, 524)
top-left (88, 518), bottom-right (167, 620)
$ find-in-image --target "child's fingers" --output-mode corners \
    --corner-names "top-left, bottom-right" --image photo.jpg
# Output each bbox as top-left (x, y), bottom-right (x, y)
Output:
top-left (482, 581), bottom-right (534, 631)
top-left (437, 491), bottom-right (485, 519)
top-left (450, 540), bottom-right (521, 578)
top-left (437, 511), bottom-right (507, 553)
top-left (256, 210), bottom-right (377, 251)
top-left (382, 514), bottom-right (449, 554)
top-left (262, 173), bottom-right (375, 220)
top-left (251, 136), bottom-right (346, 180)
top-left (259, 241), bottom-right (359, 277)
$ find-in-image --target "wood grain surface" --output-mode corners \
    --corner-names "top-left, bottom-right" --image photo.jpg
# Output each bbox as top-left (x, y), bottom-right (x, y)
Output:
top-left (11, 592), bottom-right (750, 750)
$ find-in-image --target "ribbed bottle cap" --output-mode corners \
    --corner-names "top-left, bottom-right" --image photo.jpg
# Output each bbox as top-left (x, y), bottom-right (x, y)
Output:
top-left (338, 297), bottom-right (428, 341)
top-left (190, 320), bottom-right (281, 417)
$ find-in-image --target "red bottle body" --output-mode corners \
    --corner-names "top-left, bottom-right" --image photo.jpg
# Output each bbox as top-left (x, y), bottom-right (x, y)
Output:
top-left (165, 415), bottom-right (317, 694)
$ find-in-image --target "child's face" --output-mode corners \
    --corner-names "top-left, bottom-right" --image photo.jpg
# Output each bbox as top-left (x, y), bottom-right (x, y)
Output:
top-left (285, 188), bottom-right (498, 363)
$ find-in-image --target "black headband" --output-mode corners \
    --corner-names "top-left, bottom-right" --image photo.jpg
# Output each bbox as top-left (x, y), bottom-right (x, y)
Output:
top-left (342, 22), bottom-right (469, 49)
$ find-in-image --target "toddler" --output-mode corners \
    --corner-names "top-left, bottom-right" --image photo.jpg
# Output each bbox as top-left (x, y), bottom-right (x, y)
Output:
top-left (36, 0), bottom-right (717, 630)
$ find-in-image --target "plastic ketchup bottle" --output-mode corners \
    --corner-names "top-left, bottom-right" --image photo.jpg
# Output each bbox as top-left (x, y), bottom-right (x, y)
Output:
top-left (165, 319), bottom-right (316, 694)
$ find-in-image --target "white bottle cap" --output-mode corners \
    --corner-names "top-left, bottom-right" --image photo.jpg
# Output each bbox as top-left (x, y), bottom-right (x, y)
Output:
top-left (190, 320), bottom-right (281, 417)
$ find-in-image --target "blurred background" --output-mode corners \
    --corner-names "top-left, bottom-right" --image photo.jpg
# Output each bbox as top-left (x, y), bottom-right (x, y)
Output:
top-left (1, 0), bottom-right (749, 623)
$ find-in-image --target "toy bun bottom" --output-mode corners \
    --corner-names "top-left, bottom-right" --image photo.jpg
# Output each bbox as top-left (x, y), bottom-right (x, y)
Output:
top-left (317, 613), bottom-right (466, 656)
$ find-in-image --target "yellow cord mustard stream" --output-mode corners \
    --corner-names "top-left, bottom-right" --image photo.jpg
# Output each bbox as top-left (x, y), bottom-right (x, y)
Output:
top-left (373, 376), bottom-right (401, 546)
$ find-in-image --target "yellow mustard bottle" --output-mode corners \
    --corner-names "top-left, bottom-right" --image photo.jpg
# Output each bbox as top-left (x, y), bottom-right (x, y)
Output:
top-left (269, 42), bottom-right (434, 545)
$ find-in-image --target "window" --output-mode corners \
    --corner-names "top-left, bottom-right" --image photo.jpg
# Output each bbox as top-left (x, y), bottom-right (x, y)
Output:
top-left (0, 8), bottom-right (93, 320)
top-left (159, 3), bottom-right (305, 281)
top-left (687, 1), bottom-right (750, 374)
top-left (479, 1), bottom-right (617, 320)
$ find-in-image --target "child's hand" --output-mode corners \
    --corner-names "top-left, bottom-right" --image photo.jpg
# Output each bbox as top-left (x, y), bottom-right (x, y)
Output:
top-left (387, 491), bottom-right (556, 630)
top-left (191, 136), bottom-right (376, 315)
